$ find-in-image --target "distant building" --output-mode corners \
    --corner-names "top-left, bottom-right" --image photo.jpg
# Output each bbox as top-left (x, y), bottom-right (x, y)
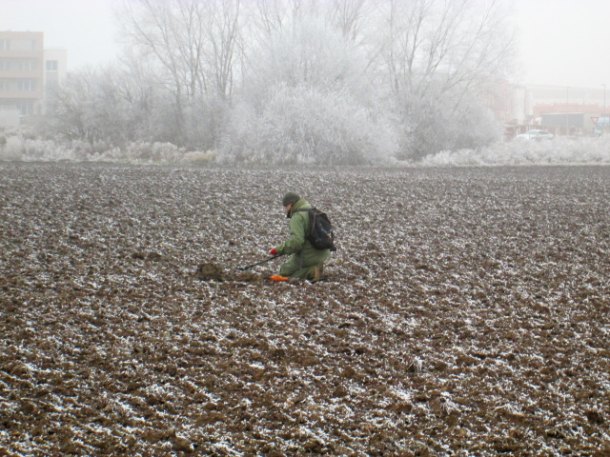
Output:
top-left (487, 82), bottom-right (609, 139)
top-left (0, 31), bottom-right (67, 129)
top-left (527, 85), bottom-right (608, 136)
top-left (43, 48), bottom-right (68, 115)
top-left (0, 31), bottom-right (44, 128)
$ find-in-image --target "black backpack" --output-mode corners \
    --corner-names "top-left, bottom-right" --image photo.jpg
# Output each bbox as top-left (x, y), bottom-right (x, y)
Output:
top-left (298, 208), bottom-right (336, 251)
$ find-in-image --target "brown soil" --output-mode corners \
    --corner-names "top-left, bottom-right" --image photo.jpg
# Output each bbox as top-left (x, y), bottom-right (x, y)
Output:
top-left (196, 263), bottom-right (225, 281)
top-left (1, 163), bottom-right (608, 456)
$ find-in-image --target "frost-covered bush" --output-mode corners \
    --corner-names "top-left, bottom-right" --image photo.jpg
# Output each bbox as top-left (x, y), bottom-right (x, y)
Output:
top-left (127, 142), bottom-right (183, 163)
top-left (182, 96), bottom-right (227, 151)
top-left (0, 135), bottom-right (214, 165)
top-left (23, 139), bottom-right (78, 161)
top-left (219, 84), bottom-right (397, 165)
top-left (0, 136), bottom-right (120, 162)
top-left (181, 150), bottom-right (216, 163)
top-left (44, 64), bottom-right (225, 152)
top-left (217, 14), bottom-right (396, 165)
top-left (0, 136), bottom-right (24, 161)
top-left (420, 135), bottom-right (610, 166)
top-left (1, 136), bottom-right (50, 161)
top-left (91, 141), bottom-right (213, 164)
top-left (91, 142), bottom-right (187, 164)
top-left (396, 89), bottom-right (502, 160)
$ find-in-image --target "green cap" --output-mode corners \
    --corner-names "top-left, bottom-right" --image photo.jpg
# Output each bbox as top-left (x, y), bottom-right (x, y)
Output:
top-left (282, 192), bottom-right (300, 206)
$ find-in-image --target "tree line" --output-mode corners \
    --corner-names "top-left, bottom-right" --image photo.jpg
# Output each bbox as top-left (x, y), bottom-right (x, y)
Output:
top-left (43, 0), bottom-right (514, 165)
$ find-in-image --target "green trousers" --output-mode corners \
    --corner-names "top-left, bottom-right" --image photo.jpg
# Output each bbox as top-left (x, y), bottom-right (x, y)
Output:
top-left (279, 250), bottom-right (330, 280)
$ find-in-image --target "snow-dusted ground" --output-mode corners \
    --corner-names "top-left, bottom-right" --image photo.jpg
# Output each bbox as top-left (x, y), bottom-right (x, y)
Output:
top-left (1, 164), bottom-right (609, 456)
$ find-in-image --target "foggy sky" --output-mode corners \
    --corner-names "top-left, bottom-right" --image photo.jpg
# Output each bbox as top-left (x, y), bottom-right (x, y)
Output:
top-left (2, 0), bottom-right (610, 89)
top-left (513, 0), bottom-right (610, 88)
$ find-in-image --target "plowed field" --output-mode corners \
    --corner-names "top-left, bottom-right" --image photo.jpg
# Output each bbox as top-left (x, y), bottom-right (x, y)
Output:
top-left (1, 163), bottom-right (609, 456)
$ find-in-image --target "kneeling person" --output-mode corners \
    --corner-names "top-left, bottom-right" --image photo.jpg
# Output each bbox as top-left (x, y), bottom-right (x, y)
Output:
top-left (269, 192), bottom-right (331, 281)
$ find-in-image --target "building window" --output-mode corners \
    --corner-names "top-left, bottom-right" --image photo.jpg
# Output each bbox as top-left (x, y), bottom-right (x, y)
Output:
top-left (17, 60), bottom-right (37, 71)
top-left (17, 79), bottom-right (37, 91)
top-left (46, 60), bottom-right (58, 71)
top-left (10, 39), bottom-right (36, 52)
top-left (0, 39), bottom-right (10, 51)
top-left (18, 100), bottom-right (35, 115)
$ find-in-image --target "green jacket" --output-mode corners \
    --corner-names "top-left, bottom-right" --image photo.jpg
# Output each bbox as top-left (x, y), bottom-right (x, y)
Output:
top-left (276, 198), bottom-right (330, 265)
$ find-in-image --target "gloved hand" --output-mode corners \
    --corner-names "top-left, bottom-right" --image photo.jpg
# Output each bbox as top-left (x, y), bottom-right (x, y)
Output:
top-left (269, 248), bottom-right (279, 256)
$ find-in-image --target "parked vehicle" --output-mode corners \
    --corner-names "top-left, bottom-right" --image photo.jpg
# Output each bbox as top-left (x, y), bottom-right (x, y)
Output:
top-left (593, 116), bottom-right (610, 136)
top-left (515, 129), bottom-right (554, 141)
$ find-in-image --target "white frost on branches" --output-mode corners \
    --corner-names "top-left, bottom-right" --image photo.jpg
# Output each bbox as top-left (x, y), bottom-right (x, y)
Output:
top-left (219, 84), bottom-right (397, 165)
top-left (2, 133), bottom-right (610, 166)
top-left (419, 136), bottom-right (610, 166)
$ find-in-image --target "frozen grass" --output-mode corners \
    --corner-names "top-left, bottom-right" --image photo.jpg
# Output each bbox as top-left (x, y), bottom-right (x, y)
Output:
top-left (1, 134), bottom-right (609, 166)
top-left (421, 136), bottom-right (610, 166)
top-left (0, 137), bottom-right (215, 164)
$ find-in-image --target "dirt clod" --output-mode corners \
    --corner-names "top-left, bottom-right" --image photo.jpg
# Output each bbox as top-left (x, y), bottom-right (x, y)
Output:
top-left (195, 262), bottom-right (224, 281)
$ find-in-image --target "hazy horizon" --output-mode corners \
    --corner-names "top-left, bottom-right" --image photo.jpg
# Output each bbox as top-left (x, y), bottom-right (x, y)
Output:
top-left (2, 0), bottom-right (610, 89)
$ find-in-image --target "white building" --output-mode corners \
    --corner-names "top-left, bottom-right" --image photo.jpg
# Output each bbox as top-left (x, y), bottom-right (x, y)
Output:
top-left (43, 48), bottom-right (68, 115)
top-left (0, 31), bottom-right (44, 128)
top-left (0, 31), bottom-right (67, 129)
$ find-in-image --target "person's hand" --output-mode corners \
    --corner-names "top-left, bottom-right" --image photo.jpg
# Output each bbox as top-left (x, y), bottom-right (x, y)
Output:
top-left (269, 248), bottom-right (278, 256)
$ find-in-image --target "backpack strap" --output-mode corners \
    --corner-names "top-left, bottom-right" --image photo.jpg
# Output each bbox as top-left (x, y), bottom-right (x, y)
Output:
top-left (293, 207), bottom-right (312, 218)
top-left (293, 208), bottom-right (313, 238)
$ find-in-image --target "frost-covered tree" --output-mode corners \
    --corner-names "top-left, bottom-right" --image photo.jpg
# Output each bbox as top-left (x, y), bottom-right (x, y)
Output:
top-left (119, 0), bottom-right (243, 145)
top-left (45, 67), bottom-right (131, 145)
top-left (377, 0), bottom-right (513, 97)
top-left (222, 11), bottom-right (395, 164)
top-left (399, 86), bottom-right (501, 159)
top-left (44, 60), bottom-right (196, 148)
top-left (372, 0), bottom-right (513, 158)
top-left (37, 0), bottom-right (514, 164)
top-left (245, 13), bottom-right (368, 96)
top-left (120, 0), bottom-right (243, 100)
top-left (251, 0), bottom-right (370, 42)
